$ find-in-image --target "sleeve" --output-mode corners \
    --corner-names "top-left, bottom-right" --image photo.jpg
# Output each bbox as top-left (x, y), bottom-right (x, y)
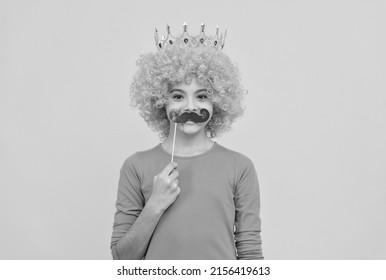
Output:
top-left (234, 155), bottom-right (264, 260)
top-left (110, 153), bottom-right (145, 259)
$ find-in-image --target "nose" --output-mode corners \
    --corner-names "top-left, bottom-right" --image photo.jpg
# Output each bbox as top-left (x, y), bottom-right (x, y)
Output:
top-left (185, 95), bottom-right (197, 111)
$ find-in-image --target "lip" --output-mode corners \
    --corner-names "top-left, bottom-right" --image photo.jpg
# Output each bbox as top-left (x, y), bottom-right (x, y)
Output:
top-left (185, 121), bottom-right (195, 124)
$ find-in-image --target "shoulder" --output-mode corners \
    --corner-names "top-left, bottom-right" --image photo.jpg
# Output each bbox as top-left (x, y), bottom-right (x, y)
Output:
top-left (214, 143), bottom-right (255, 168)
top-left (121, 144), bottom-right (162, 169)
top-left (214, 143), bottom-right (258, 189)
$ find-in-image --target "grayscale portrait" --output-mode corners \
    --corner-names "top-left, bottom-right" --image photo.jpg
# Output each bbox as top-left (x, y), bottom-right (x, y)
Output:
top-left (1, 0), bottom-right (385, 260)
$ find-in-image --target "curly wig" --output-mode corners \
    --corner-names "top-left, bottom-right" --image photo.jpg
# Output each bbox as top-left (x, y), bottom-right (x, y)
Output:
top-left (129, 45), bottom-right (246, 139)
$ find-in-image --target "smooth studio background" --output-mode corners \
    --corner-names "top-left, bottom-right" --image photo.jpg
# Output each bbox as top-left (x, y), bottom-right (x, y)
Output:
top-left (1, 0), bottom-right (385, 259)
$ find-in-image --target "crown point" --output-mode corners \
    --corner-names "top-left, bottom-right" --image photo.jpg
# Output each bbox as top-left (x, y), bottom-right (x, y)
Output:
top-left (155, 23), bottom-right (227, 50)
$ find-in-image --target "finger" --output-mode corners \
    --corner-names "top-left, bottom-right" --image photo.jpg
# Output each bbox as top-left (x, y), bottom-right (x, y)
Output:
top-left (168, 170), bottom-right (179, 181)
top-left (170, 179), bottom-right (179, 188)
top-left (160, 162), bottom-right (178, 177)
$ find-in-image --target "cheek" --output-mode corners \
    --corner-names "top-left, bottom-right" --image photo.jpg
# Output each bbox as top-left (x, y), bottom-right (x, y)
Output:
top-left (207, 104), bottom-right (215, 121)
top-left (206, 103), bottom-right (214, 117)
top-left (166, 100), bottom-right (184, 111)
top-left (165, 104), bottom-right (174, 121)
top-left (165, 102), bottom-right (178, 114)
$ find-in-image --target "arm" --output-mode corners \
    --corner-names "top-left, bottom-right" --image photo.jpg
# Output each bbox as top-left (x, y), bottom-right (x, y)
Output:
top-left (111, 155), bottom-right (180, 260)
top-left (112, 200), bottom-right (164, 260)
top-left (234, 155), bottom-right (264, 260)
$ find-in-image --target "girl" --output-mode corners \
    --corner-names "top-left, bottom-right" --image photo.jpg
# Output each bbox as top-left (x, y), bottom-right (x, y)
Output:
top-left (111, 24), bottom-right (263, 260)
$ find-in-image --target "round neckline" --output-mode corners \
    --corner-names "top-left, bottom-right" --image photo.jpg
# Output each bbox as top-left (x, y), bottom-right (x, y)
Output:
top-left (158, 141), bottom-right (218, 160)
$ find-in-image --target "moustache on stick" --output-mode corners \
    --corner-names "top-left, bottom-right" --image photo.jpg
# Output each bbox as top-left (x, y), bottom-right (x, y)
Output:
top-left (169, 108), bottom-right (210, 123)
top-left (169, 108), bottom-right (210, 163)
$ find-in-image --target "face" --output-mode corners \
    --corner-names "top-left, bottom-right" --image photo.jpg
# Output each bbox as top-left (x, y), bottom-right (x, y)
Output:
top-left (166, 75), bottom-right (213, 136)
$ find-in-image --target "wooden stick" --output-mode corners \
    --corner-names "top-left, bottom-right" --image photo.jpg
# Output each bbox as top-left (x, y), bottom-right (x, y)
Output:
top-left (171, 123), bottom-right (177, 162)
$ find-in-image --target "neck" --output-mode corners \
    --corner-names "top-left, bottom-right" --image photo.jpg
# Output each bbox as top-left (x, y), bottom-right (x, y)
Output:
top-left (162, 124), bottom-right (214, 157)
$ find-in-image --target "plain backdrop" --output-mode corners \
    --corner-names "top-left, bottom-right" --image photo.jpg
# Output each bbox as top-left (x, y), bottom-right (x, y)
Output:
top-left (1, 0), bottom-right (385, 259)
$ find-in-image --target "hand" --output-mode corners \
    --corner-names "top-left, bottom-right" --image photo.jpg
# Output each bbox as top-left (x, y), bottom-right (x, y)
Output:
top-left (148, 162), bottom-right (180, 213)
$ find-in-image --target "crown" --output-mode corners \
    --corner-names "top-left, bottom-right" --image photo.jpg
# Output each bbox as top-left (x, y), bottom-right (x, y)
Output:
top-left (154, 22), bottom-right (227, 51)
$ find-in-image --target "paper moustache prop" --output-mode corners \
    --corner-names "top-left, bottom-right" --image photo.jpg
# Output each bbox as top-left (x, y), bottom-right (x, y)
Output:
top-left (170, 109), bottom-right (210, 123)
top-left (169, 108), bottom-right (210, 163)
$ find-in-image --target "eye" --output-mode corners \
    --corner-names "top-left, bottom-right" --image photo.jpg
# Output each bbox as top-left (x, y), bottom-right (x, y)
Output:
top-left (171, 93), bottom-right (183, 101)
top-left (197, 93), bottom-right (208, 100)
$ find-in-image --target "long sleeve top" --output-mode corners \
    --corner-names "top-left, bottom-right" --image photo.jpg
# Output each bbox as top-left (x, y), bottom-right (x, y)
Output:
top-left (111, 142), bottom-right (263, 259)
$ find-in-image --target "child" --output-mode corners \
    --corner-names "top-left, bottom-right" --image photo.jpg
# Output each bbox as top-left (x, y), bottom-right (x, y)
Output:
top-left (111, 23), bottom-right (263, 260)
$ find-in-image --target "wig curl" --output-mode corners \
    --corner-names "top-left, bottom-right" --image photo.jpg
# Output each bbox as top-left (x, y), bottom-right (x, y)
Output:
top-left (129, 45), bottom-right (246, 139)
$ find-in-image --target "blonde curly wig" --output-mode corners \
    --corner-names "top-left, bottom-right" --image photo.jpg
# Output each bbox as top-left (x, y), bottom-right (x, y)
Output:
top-left (129, 45), bottom-right (246, 139)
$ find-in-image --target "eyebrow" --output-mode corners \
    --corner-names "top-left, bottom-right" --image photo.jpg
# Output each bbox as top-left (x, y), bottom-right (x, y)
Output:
top-left (169, 88), bottom-right (208, 94)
